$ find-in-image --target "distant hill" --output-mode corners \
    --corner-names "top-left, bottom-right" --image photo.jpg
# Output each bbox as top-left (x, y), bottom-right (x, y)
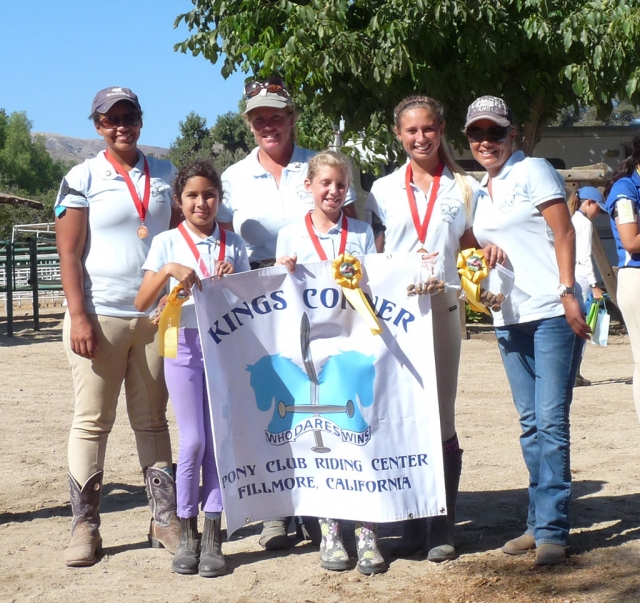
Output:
top-left (34, 132), bottom-right (169, 165)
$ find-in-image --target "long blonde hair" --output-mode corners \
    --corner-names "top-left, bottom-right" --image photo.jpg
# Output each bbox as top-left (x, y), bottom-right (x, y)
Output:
top-left (394, 96), bottom-right (474, 219)
top-left (567, 191), bottom-right (581, 216)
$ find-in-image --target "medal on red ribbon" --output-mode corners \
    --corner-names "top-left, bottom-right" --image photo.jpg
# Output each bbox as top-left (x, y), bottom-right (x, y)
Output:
top-left (405, 162), bottom-right (443, 253)
top-left (178, 222), bottom-right (226, 278)
top-left (104, 150), bottom-right (151, 238)
top-left (305, 211), bottom-right (348, 261)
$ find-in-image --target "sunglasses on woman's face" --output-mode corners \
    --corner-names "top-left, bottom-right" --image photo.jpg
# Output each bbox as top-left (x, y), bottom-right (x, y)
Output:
top-left (244, 77), bottom-right (290, 99)
top-left (466, 126), bottom-right (511, 143)
top-left (98, 112), bottom-right (142, 129)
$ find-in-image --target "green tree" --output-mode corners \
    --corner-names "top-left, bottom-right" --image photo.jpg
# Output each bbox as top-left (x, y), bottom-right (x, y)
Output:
top-left (175, 0), bottom-right (640, 163)
top-left (0, 112), bottom-right (68, 193)
top-left (169, 109), bottom-right (252, 172)
top-left (168, 111), bottom-right (219, 168)
top-left (0, 110), bottom-right (69, 237)
top-left (0, 189), bottom-right (56, 240)
top-left (210, 110), bottom-right (253, 154)
top-left (553, 99), bottom-right (640, 127)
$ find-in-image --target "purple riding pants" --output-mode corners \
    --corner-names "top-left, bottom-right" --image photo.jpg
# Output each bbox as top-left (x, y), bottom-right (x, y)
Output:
top-left (164, 328), bottom-right (222, 517)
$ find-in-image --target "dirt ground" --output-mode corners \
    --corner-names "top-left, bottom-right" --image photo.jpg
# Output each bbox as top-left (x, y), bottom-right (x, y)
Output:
top-left (1, 308), bottom-right (639, 603)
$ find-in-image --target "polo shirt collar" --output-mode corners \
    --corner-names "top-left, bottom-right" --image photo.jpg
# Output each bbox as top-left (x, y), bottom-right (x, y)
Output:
top-left (397, 160), bottom-right (454, 191)
top-left (309, 210), bottom-right (345, 236)
top-left (98, 149), bottom-right (144, 179)
top-left (180, 220), bottom-right (222, 245)
top-left (479, 150), bottom-right (525, 187)
top-left (249, 144), bottom-right (306, 178)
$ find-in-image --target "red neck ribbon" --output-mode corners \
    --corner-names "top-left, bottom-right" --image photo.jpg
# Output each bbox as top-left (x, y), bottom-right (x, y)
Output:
top-left (105, 150), bottom-right (150, 224)
top-left (305, 211), bottom-right (348, 261)
top-left (405, 162), bottom-right (444, 247)
top-left (177, 222), bottom-right (226, 278)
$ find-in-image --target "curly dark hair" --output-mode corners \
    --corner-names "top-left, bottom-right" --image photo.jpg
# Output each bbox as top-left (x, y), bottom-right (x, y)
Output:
top-left (172, 159), bottom-right (223, 202)
top-left (604, 134), bottom-right (640, 198)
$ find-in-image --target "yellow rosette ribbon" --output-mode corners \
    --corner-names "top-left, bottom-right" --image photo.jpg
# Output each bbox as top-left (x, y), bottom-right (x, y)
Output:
top-left (332, 254), bottom-right (382, 336)
top-left (457, 248), bottom-right (490, 315)
top-left (158, 285), bottom-right (190, 358)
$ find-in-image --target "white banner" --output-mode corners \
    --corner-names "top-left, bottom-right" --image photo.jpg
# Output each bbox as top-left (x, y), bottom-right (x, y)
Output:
top-left (193, 253), bottom-right (445, 536)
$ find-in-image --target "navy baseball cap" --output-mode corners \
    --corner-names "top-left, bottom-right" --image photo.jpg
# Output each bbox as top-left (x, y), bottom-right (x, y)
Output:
top-left (578, 186), bottom-right (606, 211)
top-left (91, 87), bottom-right (141, 115)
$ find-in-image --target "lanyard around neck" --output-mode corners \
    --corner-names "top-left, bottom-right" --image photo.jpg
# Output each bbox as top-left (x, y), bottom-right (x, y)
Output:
top-left (177, 222), bottom-right (226, 278)
top-left (105, 150), bottom-right (150, 224)
top-left (405, 162), bottom-right (444, 246)
top-left (305, 211), bottom-right (348, 261)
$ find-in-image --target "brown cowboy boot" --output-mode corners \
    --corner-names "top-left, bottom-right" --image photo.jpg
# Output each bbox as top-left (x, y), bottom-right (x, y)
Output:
top-left (64, 470), bottom-right (103, 567)
top-left (145, 466), bottom-right (180, 554)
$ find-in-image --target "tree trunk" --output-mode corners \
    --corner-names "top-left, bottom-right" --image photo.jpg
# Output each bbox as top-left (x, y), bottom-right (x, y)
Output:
top-left (519, 90), bottom-right (551, 156)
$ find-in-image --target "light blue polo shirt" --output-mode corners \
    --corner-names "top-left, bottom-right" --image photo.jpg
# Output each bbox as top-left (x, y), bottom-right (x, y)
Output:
top-left (472, 151), bottom-right (567, 326)
top-left (275, 213), bottom-right (375, 263)
top-left (55, 151), bottom-right (176, 317)
top-left (219, 145), bottom-right (356, 262)
top-left (142, 222), bottom-right (250, 328)
top-left (364, 162), bottom-right (477, 288)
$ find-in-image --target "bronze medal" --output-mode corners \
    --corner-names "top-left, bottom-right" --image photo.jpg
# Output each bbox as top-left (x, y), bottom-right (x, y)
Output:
top-left (137, 224), bottom-right (149, 239)
top-left (417, 247), bottom-right (428, 253)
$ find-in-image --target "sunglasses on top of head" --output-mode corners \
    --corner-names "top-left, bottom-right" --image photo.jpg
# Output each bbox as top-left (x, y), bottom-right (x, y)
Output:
top-left (244, 77), bottom-right (290, 99)
top-left (465, 125), bottom-right (511, 143)
top-left (98, 112), bottom-right (142, 129)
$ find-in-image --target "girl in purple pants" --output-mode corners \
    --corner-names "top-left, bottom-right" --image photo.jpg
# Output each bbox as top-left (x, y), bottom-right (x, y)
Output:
top-left (135, 160), bottom-right (250, 577)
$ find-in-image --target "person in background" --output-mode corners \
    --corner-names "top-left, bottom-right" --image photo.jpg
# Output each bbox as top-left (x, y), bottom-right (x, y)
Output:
top-left (464, 95), bottom-right (588, 566)
top-left (136, 159), bottom-right (250, 577)
top-left (568, 186), bottom-right (606, 386)
top-left (55, 86), bottom-right (180, 567)
top-left (218, 77), bottom-right (356, 550)
top-left (604, 134), bottom-right (640, 422)
top-left (276, 150), bottom-right (382, 574)
top-left (365, 95), bottom-right (503, 562)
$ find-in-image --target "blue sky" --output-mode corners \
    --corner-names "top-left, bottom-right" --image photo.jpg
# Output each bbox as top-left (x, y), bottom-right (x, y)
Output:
top-left (1, 1), bottom-right (247, 149)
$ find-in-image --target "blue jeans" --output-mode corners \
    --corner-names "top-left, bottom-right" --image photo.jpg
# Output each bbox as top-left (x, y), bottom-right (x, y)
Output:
top-left (495, 316), bottom-right (584, 546)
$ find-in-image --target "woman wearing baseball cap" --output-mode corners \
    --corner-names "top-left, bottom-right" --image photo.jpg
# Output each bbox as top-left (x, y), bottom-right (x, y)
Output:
top-left (568, 186), bottom-right (606, 386)
top-left (462, 95), bottom-right (588, 565)
top-left (55, 86), bottom-right (180, 566)
top-left (218, 77), bottom-right (357, 270)
top-left (217, 77), bottom-right (357, 551)
top-left (568, 186), bottom-right (606, 305)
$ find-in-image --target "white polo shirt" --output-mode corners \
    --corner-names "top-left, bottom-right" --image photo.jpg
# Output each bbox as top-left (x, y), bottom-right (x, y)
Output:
top-left (364, 162), bottom-right (477, 288)
top-left (219, 145), bottom-right (356, 262)
top-left (275, 213), bottom-right (375, 263)
top-left (55, 150), bottom-right (176, 317)
top-left (472, 151), bottom-right (567, 326)
top-left (142, 222), bottom-right (250, 328)
top-left (572, 210), bottom-right (597, 301)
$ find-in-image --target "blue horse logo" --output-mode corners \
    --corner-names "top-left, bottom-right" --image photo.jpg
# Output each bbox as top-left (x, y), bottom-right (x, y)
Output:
top-left (246, 351), bottom-right (376, 449)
